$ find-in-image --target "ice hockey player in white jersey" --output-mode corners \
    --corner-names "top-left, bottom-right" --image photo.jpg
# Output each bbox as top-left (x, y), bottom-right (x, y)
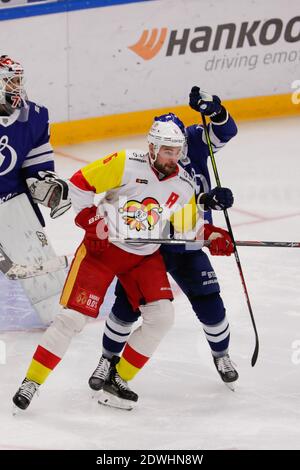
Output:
top-left (0, 55), bottom-right (71, 325)
top-left (12, 118), bottom-right (233, 411)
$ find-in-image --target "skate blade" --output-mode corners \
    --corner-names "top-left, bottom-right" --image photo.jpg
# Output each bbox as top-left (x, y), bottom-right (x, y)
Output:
top-left (97, 390), bottom-right (136, 411)
top-left (12, 404), bottom-right (24, 416)
top-left (90, 390), bottom-right (97, 400)
top-left (89, 387), bottom-right (101, 399)
top-left (224, 381), bottom-right (236, 392)
top-left (90, 381), bottom-right (108, 399)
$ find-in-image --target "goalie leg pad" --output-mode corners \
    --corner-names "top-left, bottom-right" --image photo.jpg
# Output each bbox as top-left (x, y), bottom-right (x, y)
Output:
top-left (0, 193), bottom-right (67, 324)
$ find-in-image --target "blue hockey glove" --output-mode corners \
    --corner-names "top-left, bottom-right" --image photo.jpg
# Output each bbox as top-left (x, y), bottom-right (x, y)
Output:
top-left (198, 187), bottom-right (234, 211)
top-left (189, 86), bottom-right (222, 117)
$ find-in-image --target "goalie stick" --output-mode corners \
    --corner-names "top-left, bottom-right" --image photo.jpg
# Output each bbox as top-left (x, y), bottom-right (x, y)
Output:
top-left (0, 244), bottom-right (68, 280)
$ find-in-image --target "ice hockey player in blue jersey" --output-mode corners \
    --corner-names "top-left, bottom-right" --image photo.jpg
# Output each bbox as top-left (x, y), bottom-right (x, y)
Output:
top-left (0, 55), bottom-right (71, 327)
top-left (88, 87), bottom-right (239, 402)
top-left (0, 54), bottom-right (71, 223)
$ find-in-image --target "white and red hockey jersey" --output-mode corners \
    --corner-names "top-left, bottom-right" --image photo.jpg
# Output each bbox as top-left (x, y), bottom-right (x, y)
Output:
top-left (69, 149), bottom-right (200, 255)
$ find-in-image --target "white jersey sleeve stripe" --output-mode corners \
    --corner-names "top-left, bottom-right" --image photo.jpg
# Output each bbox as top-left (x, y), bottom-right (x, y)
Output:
top-left (201, 125), bottom-right (226, 152)
top-left (21, 154), bottom-right (54, 168)
top-left (208, 125), bottom-right (226, 148)
top-left (25, 142), bottom-right (53, 158)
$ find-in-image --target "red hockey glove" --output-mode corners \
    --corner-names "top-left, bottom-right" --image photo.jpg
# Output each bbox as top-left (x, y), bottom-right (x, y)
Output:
top-left (204, 223), bottom-right (234, 256)
top-left (75, 205), bottom-right (109, 255)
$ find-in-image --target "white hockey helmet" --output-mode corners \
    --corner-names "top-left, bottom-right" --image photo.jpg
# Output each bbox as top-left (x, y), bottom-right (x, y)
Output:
top-left (147, 120), bottom-right (186, 163)
top-left (0, 55), bottom-right (26, 112)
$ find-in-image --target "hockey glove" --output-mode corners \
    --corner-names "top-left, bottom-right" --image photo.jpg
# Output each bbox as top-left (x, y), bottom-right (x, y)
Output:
top-left (75, 205), bottom-right (109, 255)
top-left (198, 187), bottom-right (234, 211)
top-left (189, 86), bottom-right (228, 123)
top-left (204, 223), bottom-right (234, 256)
top-left (27, 171), bottom-right (72, 219)
top-left (189, 86), bottom-right (222, 116)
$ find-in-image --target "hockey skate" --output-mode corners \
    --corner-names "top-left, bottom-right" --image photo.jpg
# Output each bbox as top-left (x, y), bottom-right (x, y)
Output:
top-left (213, 354), bottom-right (239, 391)
top-left (98, 356), bottom-right (138, 411)
top-left (12, 378), bottom-right (40, 412)
top-left (88, 355), bottom-right (111, 393)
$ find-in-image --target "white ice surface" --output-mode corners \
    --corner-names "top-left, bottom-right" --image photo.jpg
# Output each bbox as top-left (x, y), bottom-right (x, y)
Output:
top-left (1, 116), bottom-right (300, 450)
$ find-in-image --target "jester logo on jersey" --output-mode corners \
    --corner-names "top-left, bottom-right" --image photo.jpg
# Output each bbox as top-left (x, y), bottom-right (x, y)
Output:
top-left (119, 197), bottom-right (163, 231)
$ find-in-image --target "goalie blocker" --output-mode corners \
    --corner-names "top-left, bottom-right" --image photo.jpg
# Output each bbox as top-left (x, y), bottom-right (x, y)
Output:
top-left (27, 170), bottom-right (71, 219)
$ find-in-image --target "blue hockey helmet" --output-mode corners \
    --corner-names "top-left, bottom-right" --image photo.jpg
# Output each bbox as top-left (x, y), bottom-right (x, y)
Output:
top-left (154, 112), bottom-right (185, 135)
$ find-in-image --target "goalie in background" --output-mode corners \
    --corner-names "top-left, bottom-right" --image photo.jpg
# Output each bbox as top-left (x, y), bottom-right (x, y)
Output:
top-left (0, 54), bottom-right (71, 222)
top-left (0, 55), bottom-right (71, 326)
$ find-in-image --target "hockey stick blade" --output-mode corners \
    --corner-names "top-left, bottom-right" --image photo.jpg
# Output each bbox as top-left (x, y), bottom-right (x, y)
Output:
top-left (0, 244), bottom-right (14, 275)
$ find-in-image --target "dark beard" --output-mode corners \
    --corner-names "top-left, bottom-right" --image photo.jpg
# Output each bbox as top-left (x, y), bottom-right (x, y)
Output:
top-left (154, 161), bottom-right (177, 176)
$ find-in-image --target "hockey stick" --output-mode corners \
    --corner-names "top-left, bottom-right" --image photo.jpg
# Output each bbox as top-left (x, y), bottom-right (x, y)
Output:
top-left (0, 244), bottom-right (69, 280)
top-left (2, 237), bottom-right (298, 282)
top-left (228, 241), bottom-right (300, 248)
top-left (201, 113), bottom-right (259, 366)
top-left (109, 238), bottom-right (300, 247)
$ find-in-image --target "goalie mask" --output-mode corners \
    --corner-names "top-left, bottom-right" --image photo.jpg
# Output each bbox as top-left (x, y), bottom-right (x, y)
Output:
top-left (0, 55), bottom-right (26, 114)
top-left (147, 120), bottom-right (186, 164)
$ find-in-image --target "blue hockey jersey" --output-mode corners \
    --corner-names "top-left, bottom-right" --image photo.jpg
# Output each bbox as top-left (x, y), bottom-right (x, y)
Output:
top-left (163, 114), bottom-right (238, 253)
top-left (0, 101), bottom-right (54, 224)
